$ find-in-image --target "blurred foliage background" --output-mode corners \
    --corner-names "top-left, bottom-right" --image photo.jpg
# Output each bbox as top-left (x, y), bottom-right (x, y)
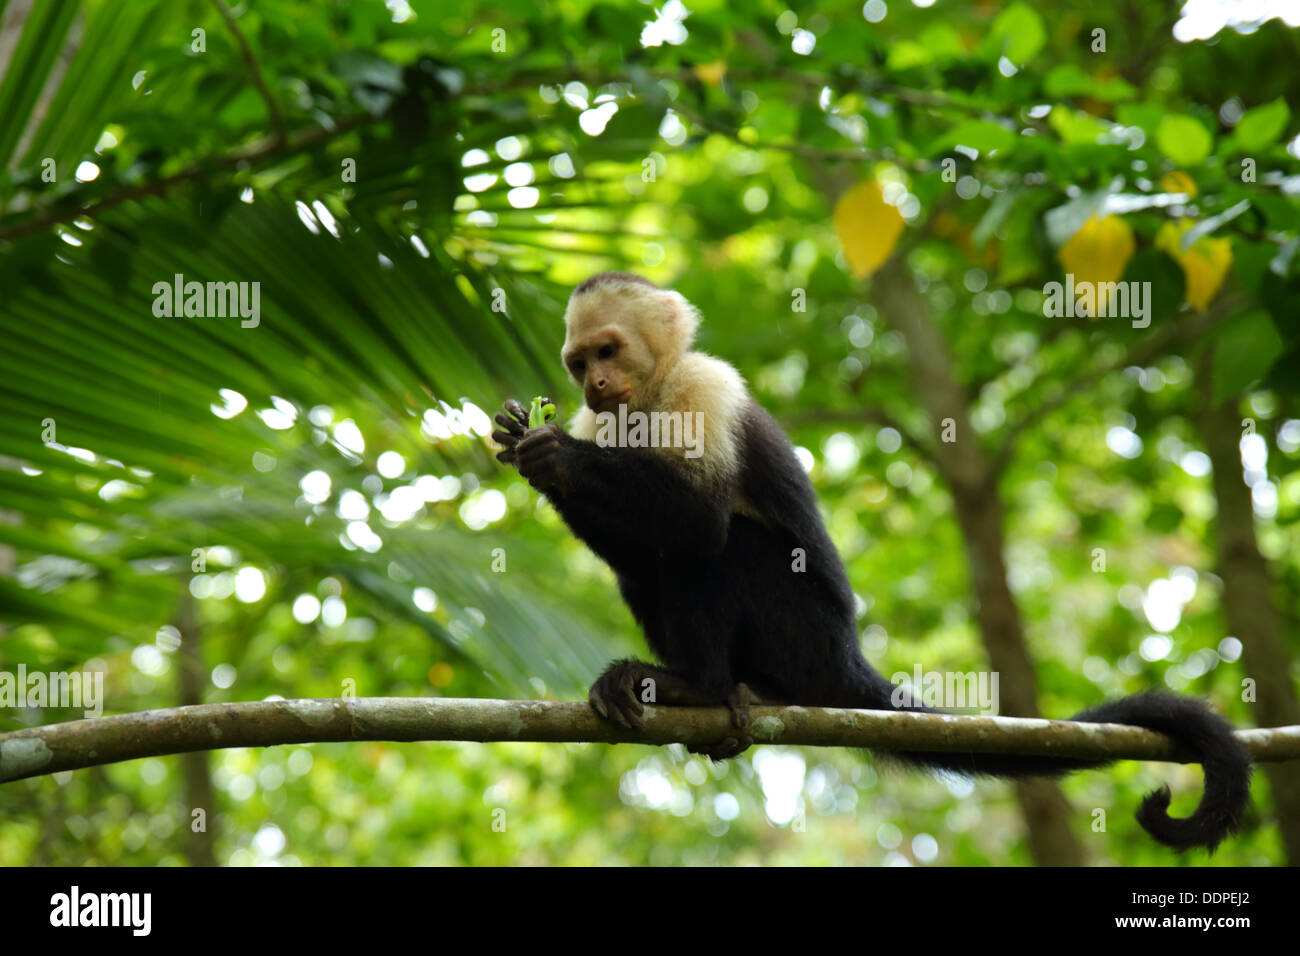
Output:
top-left (1, 0), bottom-right (1299, 866)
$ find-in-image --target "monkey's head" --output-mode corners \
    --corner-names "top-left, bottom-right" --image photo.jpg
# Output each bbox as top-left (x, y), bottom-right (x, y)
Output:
top-left (561, 272), bottom-right (700, 413)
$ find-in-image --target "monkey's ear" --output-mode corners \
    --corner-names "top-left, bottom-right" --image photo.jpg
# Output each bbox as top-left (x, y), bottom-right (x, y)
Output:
top-left (663, 290), bottom-right (701, 347)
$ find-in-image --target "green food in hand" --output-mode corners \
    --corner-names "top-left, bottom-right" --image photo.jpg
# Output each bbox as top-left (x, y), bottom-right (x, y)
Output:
top-left (528, 396), bottom-right (557, 428)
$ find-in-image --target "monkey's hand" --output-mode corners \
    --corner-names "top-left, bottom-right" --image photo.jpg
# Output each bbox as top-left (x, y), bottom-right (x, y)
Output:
top-left (495, 398), bottom-right (570, 493)
top-left (492, 398), bottom-right (538, 464)
top-left (513, 423), bottom-right (570, 493)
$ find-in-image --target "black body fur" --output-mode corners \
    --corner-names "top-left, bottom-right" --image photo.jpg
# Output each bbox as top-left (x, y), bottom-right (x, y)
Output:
top-left (496, 395), bottom-right (1251, 852)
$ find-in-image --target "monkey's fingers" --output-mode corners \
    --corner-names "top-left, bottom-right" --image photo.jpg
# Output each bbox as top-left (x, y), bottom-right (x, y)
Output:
top-left (589, 664), bottom-right (644, 730)
top-left (495, 448), bottom-right (517, 465)
top-left (494, 410), bottom-right (526, 438)
top-left (514, 429), bottom-right (553, 450)
top-left (607, 700), bottom-right (635, 729)
top-left (503, 398), bottom-right (529, 429)
top-left (588, 683), bottom-right (610, 721)
top-left (515, 425), bottom-right (564, 454)
top-left (491, 428), bottom-right (521, 448)
top-left (618, 664), bottom-right (646, 728)
top-left (591, 680), bottom-right (634, 729)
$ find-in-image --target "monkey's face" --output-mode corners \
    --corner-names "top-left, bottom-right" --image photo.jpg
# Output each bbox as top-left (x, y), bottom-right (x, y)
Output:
top-left (562, 326), bottom-right (655, 412)
top-left (562, 281), bottom-right (688, 413)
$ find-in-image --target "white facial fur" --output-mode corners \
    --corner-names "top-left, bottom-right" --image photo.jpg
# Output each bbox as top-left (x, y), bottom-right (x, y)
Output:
top-left (563, 278), bottom-right (748, 490)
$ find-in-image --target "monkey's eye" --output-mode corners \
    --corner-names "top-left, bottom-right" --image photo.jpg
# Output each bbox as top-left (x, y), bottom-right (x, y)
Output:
top-left (597, 344), bottom-right (618, 360)
top-left (570, 359), bottom-right (586, 376)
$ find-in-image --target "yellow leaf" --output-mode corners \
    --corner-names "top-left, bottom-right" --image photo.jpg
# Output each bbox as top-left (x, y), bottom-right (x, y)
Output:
top-left (1058, 215), bottom-right (1135, 316)
top-left (1157, 220), bottom-right (1232, 310)
top-left (1159, 171), bottom-right (1197, 198)
top-left (693, 61), bottom-right (726, 87)
top-left (834, 181), bottom-right (906, 279)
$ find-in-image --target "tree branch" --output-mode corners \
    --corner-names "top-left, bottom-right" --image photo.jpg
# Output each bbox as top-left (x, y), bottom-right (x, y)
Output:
top-left (671, 102), bottom-right (933, 173)
top-left (874, 254), bottom-right (991, 490)
top-left (991, 291), bottom-right (1251, 475)
top-left (208, 0), bottom-right (285, 144)
top-left (1, 697), bottom-right (1295, 783)
top-left (781, 406), bottom-right (937, 466)
top-left (0, 114), bottom-right (369, 243)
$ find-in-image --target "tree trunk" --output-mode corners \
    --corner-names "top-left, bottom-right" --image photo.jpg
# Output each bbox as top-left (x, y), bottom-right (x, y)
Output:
top-left (874, 257), bottom-right (1084, 865)
top-left (1197, 372), bottom-right (1300, 864)
top-left (175, 595), bottom-right (218, 867)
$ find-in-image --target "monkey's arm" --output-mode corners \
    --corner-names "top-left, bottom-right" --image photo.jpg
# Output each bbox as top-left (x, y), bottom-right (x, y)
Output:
top-left (494, 401), bottom-right (730, 560)
top-left (540, 435), bottom-right (730, 554)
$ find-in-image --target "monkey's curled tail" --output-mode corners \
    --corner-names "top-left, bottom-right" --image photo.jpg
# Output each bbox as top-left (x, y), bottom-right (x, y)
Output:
top-left (852, 667), bottom-right (1252, 852)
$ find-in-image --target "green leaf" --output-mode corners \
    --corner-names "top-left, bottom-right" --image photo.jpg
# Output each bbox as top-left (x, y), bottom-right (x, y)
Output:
top-left (1252, 193), bottom-right (1300, 230)
top-left (1231, 98), bottom-right (1290, 153)
top-left (1120, 249), bottom-right (1185, 327)
top-left (1146, 503), bottom-right (1184, 534)
top-left (1259, 271), bottom-right (1300, 341)
top-left (1156, 114), bottom-right (1213, 166)
top-left (1044, 64), bottom-right (1090, 96)
top-left (1044, 64), bottom-right (1136, 101)
top-left (930, 119), bottom-right (1016, 156)
top-left (1233, 238), bottom-right (1276, 295)
top-left (1116, 102), bottom-right (1166, 136)
top-left (995, 202), bottom-right (1045, 286)
top-left (1212, 308), bottom-right (1285, 403)
top-left (920, 24), bottom-right (967, 60)
top-left (887, 41), bottom-right (932, 71)
top-left (886, 26), bottom-right (966, 70)
top-left (1264, 346), bottom-right (1300, 396)
top-left (1049, 108), bottom-right (1112, 146)
top-left (973, 188), bottom-right (1022, 248)
top-left (987, 3), bottom-right (1046, 63)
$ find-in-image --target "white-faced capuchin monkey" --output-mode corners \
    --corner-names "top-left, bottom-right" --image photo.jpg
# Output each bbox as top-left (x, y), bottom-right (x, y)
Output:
top-left (493, 271), bottom-right (1251, 852)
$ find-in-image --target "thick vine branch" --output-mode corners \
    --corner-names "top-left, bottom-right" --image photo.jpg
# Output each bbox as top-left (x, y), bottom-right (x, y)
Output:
top-left (1, 698), bottom-right (1296, 783)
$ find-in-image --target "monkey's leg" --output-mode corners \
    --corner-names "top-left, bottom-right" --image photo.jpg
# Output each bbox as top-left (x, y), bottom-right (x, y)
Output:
top-left (647, 578), bottom-right (763, 758)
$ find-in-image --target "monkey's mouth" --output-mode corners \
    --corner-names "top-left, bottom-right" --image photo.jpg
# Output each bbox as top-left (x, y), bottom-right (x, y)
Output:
top-left (590, 389), bottom-right (633, 412)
